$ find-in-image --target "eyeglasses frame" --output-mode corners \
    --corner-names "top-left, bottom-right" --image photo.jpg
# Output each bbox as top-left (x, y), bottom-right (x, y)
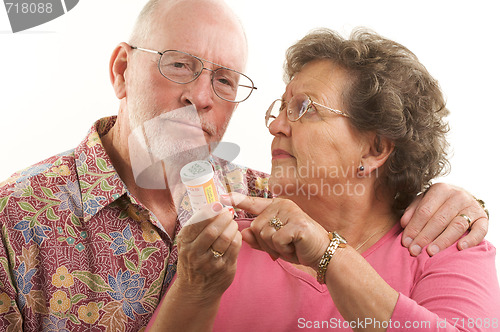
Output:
top-left (130, 46), bottom-right (256, 103)
top-left (265, 94), bottom-right (349, 128)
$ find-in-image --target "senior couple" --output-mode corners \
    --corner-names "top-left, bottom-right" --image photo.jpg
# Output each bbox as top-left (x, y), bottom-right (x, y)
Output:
top-left (0, 0), bottom-right (497, 331)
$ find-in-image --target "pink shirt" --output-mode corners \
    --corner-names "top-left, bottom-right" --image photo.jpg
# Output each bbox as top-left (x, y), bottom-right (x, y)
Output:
top-left (150, 219), bottom-right (500, 331)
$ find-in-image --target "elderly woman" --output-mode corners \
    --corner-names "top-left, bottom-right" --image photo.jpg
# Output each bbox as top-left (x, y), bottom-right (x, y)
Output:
top-left (148, 29), bottom-right (499, 331)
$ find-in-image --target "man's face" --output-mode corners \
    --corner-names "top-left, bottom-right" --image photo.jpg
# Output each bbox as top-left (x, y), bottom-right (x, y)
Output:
top-left (125, 1), bottom-right (248, 157)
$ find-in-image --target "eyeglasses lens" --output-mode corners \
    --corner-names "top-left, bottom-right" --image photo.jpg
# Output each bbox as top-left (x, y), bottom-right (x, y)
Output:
top-left (159, 50), bottom-right (253, 102)
top-left (289, 96), bottom-right (310, 121)
top-left (266, 100), bottom-right (284, 127)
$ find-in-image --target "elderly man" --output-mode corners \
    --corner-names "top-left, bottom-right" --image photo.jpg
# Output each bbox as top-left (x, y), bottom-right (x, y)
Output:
top-left (0, 0), bottom-right (489, 330)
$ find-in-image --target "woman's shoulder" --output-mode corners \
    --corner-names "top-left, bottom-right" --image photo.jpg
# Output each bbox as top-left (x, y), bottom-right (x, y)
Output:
top-left (421, 238), bottom-right (497, 272)
top-left (367, 224), bottom-right (499, 302)
top-left (368, 223), bottom-right (496, 265)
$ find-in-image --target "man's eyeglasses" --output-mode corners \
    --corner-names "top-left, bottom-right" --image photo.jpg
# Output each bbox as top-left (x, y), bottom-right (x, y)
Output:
top-left (131, 46), bottom-right (256, 103)
top-left (265, 93), bottom-right (349, 128)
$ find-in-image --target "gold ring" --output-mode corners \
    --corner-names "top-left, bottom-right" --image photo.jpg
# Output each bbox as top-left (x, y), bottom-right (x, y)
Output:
top-left (210, 248), bottom-right (224, 258)
top-left (458, 213), bottom-right (472, 228)
top-left (269, 216), bottom-right (283, 231)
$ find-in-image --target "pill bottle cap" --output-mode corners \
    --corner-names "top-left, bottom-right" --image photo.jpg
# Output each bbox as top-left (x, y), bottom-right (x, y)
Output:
top-left (180, 160), bottom-right (215, 186)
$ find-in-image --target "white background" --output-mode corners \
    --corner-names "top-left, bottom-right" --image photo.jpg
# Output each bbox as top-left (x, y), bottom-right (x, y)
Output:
top-left (1, 1), bottom-right (498, 274)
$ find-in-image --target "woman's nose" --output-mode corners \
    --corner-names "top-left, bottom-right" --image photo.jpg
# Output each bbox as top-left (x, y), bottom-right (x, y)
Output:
top-left (268, 109), bottom-right (291, 137)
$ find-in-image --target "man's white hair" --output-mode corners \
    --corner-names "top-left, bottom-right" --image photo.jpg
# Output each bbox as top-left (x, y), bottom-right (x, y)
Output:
top-left (129, 0), bottom-right (247, 52)
top-left (129, 0), bottom-right (162, 45)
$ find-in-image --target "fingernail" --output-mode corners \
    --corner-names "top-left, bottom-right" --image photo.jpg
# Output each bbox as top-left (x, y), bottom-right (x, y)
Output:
top-left (460, 241), bottom-right (469, 250)
top-left (428, 245), bottom-right (440, 256)
top-left (268, 253), bottom-right (278, 261)
top-left (410, 244), bottom-right (421, 256)
top-left (220, 193), bottom-right (231, 205)
top-left (403, 237), bottom-right (413, 247)
top-left (211, 202), bottom-right (223, 212)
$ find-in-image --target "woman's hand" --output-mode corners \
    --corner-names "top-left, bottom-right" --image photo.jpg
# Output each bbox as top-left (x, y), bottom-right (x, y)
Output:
top-left (224, 193), bottom-right (400, 326)
top-left (223, 193), bottom-right (329, 269)
top-left (176, 202), bottom-right (242, 302)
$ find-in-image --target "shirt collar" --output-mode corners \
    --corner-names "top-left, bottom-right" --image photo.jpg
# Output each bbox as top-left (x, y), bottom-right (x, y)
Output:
top-left (73, 116), bottom-right (186, 234)
top-left (73, 117), bottom-right (255, 229)
top-left (74, 116), bottom-right (128, 222)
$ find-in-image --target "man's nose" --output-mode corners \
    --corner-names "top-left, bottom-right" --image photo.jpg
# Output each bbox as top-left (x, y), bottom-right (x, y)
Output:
top-left (181, 69), bottom-right (215, 112)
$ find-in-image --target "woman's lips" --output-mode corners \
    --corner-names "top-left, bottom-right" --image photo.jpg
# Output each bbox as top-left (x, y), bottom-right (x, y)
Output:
top-left (272, 149), bottom-right (292, 160)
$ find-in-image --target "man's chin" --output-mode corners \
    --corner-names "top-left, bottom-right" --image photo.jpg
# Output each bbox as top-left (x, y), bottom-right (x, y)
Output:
top-left (168, 144), bottom-right (211, 164)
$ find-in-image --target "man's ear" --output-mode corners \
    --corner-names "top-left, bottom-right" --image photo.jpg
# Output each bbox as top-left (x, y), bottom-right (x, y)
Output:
top-left (109, 42), bottom-right (131, 100)
top-left (360, 133), bottom-right (394, 176)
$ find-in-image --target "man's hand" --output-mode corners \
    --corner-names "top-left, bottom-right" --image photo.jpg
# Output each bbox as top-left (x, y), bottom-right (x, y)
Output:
top-left (176, 202), bottom-right (242, 301)
top-left (401, 183), bottom-right (488, 256)
top-left (146, 202), bottom-right (241, 332)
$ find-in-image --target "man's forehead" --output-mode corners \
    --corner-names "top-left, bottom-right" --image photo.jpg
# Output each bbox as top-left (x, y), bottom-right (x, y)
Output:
top-left (139, 0), bottom-right (247, 71)
top-left (155, 0), bottom-right (234, 26)
top-left (151, 26), bottom-right (245, 71)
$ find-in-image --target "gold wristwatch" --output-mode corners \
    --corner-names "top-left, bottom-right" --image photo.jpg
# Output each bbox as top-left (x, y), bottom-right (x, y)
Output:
top-left (317, 232), bottom-right (347, 284)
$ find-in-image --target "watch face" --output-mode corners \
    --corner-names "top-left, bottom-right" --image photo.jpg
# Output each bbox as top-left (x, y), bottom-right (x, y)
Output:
top-left (333, 232), bottom-right (347, 244)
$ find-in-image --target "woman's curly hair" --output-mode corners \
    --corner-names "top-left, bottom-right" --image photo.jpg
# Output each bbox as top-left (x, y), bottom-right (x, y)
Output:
top-left (284, 28), bottom-right (450, 211)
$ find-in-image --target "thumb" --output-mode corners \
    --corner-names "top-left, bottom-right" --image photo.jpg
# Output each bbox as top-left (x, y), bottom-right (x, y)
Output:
top-left (241, 228), bottom-right (260, 249)
top-left (182, 201), bottom-right (223, 227)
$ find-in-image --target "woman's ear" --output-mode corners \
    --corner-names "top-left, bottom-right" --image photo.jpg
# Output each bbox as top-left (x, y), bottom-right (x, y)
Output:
top-left (109, 42), bottom-right (131, 100)
top-left (359, 133), bottom-right (394, 177)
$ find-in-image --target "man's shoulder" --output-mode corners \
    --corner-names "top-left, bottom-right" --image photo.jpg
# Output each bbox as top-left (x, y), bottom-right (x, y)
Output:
top-left (214, 157), bottom-right (268, 178)
top-left (215, 159), bottom-right (270, 199)
top-left (244, 165), bottom-right (270, 180)
top-left (243, 166), bottom-right (270, 197)
top-left (0, 116), bottom-right (116, 195)
top-left (0, 149), bottom-right (76, 205)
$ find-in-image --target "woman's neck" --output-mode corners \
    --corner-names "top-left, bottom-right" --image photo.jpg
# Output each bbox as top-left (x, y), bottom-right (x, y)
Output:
top-left (284, 186), bottom-right (399, 252)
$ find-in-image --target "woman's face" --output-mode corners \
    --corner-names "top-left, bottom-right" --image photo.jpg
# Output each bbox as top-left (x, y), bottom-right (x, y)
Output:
top-left (268, 59), bottom-right (365, 199)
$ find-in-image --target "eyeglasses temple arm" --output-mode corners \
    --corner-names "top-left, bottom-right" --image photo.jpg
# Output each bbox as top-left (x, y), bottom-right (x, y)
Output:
top-left (239, 85), bottom-right (257, 90)
top-left (311, 101), bottom-right (348, 118)
top-left (130, 46), bottom-right (162, 56)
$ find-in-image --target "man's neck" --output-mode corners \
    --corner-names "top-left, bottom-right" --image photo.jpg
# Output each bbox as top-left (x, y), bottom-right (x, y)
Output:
top-left (101, 120), bottom-right (180, 237)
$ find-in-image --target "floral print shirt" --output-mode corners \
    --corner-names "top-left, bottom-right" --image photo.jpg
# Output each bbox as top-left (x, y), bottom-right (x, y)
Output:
top-left (0, 117), bottom-right (270, 331)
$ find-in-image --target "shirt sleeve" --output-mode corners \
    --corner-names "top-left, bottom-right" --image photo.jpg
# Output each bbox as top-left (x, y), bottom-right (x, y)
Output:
top-left (389, 241), bottom-right (500, 331)
top-left (0, 209), bottom-right (24, 330)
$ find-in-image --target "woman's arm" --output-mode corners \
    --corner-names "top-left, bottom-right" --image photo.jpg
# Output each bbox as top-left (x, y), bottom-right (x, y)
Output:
top-left (324, 245), bottom-right (398, 330)
top-left (231, 194), bottom-right (499, 331)
top-left (324, 240), bottom-right (500, 331)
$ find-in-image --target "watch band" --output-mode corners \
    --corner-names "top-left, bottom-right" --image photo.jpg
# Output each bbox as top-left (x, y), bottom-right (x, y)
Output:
top-left (317, 231), bottom-right (347, 284)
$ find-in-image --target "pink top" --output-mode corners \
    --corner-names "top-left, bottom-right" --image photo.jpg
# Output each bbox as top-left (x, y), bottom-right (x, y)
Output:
top-left (152, 219), bottom-right (500, 331)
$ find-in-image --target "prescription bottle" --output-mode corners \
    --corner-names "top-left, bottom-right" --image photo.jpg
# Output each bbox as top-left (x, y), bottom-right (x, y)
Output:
top-left (180, 160), bottom-right (220, 212)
